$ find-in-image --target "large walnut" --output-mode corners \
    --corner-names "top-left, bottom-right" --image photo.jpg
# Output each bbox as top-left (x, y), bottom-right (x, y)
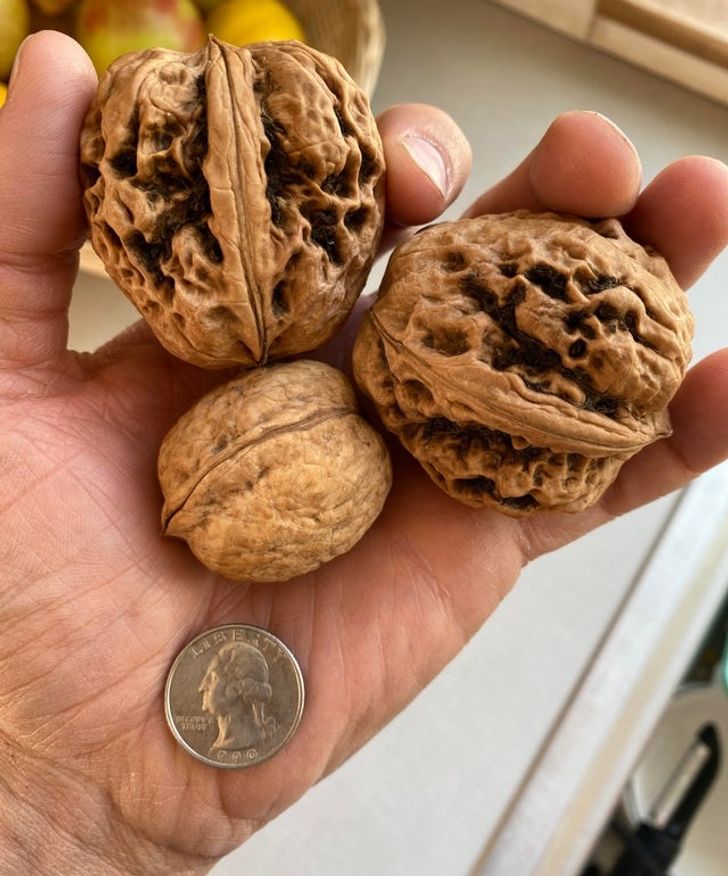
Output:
top-left (80, 37), bottom-right (385, 368)
top-left (158, 360), bottom-right (392, 582)
top-left (353, 211), bottom-right (694, 516)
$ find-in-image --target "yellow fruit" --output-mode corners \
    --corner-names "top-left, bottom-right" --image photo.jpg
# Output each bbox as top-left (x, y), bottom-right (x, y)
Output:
top-left (0, 83), bottom-right (7, 108)
top-left (0, 0), bottom-right (30, 81)
top-left (207, 0), bottom-right (305, 46)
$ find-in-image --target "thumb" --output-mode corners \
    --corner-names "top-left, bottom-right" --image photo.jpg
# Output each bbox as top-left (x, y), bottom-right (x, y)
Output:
top-left (0, 31), bottom-right (96, 382)
top-left (0, 31), bottom-right (97, 256)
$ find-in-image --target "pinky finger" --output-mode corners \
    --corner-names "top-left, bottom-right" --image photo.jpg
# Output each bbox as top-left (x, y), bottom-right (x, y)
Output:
top-left (600, 348), bottom-right (728, 517)
top-left (519, 350), bottom-right (728, 560)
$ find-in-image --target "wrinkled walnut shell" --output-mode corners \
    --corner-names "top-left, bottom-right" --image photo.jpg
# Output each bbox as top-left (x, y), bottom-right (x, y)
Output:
top-left (353, 211), bottom-right (694, 516)
top-left (158, 360), bottom-right (392, 582)
top-left (80, 37), bottom-right (385, 368)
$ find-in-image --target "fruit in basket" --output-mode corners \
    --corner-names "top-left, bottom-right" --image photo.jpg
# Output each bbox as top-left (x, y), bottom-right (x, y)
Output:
top-left (30, 0), bottom-right (74, 15)
top-left (79, 38), bottom-right (385, 369)
top-left (207, 0), bottom-right (305, 45)
top-left (75, 0), bottom-right (206, 75)
top-left (0, 0), bottom-right (29, 81)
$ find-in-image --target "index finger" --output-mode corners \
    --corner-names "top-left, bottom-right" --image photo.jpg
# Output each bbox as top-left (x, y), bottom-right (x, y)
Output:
top-left (463, 111), bottom-right (642, 220)
top-left (462, 110), bottom-right (728, 290)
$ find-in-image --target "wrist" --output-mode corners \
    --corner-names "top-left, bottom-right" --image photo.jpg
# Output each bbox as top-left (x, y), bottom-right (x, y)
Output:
top-left (0, 735), bottom-right (213, 876)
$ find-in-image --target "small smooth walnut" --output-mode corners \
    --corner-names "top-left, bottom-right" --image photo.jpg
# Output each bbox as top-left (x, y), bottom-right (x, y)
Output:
top-left (158, 360), bottom-right (392, 582)
top-left (80, 37), bottom-right (385, 368)
top-left (353, 211), bottom-right (694, 516)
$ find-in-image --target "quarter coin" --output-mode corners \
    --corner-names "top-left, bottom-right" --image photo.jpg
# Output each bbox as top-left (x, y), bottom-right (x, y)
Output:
top-left (164, 624), bottom-right (305, 769)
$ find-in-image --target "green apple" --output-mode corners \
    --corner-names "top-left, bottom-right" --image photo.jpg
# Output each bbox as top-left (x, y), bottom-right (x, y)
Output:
top-left (0, 0), bottom-right (29, 81)
top-left (76, 0), bottom-right (206, 75)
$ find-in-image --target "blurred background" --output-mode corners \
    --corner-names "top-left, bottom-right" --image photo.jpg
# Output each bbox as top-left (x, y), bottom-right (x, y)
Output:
top-left (3, 2), bottom-right (727, 875)
top-left (0, 0), bottom-right (385, 106)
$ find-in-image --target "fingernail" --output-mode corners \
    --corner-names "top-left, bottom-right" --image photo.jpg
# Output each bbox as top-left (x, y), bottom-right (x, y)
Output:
top-left (589, 111), bottom-right (640, 161)
top-left (402, 135), bottom-right (450, 198)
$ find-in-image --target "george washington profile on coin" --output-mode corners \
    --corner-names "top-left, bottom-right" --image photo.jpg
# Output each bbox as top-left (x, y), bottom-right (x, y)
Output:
top-left (199, 641), bottom-right (278, 751)
top-left (165, 624), bottom-right (305, 768)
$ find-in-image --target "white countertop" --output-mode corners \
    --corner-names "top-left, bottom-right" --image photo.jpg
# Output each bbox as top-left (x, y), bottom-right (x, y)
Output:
top-left (69, 1), bottom-right (728, 873)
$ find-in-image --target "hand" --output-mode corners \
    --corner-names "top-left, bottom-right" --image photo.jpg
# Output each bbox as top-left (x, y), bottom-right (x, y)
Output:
top-left (1, 32), bottom-right (727, 876)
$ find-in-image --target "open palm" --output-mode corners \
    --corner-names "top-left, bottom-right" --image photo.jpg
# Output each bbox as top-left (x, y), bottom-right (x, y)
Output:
top-left (2, 33), bottom-right (728, 875)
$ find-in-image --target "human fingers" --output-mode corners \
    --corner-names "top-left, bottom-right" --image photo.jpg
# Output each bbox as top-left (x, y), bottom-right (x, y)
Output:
top-left (463, 110), bottom-right (642, 219)
top-left (377, 103), bottom-right (472, 232)
top-left (320, 112), bottom-right (640, 373)
top-left (462, 114), bottom-right (728, 292)
top-left (319, 112), bottom-right (640, 377)
top-left (518, 348), bottom-right (728, 560)
top-left (599, 349), bottom-right (728, 517)
top-left (623, 156), bottom-right (728, 289)
top-left (306, 105), bottom-right (472, 366)
top-left (0, 31), bottom-right (97, 384)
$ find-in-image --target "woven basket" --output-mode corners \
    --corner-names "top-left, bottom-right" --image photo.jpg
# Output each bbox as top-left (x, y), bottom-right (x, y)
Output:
top-left (79, 0), bottom-right (386, 278)
top-left (288, 0), bottom-right (385, 97)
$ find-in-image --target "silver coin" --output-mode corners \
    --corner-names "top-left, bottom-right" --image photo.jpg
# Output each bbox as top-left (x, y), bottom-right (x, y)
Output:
top-left (164, 624), bottom-right (305, 769)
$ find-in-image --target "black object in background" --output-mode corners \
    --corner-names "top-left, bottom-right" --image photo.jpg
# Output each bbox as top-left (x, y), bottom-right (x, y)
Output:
top-left (607, 723), bottom-right (721, 876)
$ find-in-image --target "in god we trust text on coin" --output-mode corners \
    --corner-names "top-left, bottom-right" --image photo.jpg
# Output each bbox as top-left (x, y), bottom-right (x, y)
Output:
top-left (164, 624), bottom-right (305, 769)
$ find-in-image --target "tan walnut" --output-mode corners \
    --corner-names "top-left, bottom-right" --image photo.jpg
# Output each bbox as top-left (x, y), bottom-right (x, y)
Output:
top-left (80, 37), bottom-right (385, 368)
top-left (353, 211), bottom-right (694, 516)
top-left (158, 360), bottom-right (392, 582)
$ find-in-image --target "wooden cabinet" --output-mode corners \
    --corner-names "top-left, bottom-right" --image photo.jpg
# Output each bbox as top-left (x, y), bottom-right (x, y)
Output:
top-left (492, 0), bottom-right (728, 105)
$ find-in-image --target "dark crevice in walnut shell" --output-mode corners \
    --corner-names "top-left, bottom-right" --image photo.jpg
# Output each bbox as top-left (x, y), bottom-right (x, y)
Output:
top-left (260, 112), bottom-right (293, 227)
top-left (458, 273), bottom-right (623, 416)
top-left (405, 414), bottom-right (619, 513)
top-left (80, 37), bottom-right (385, 369)
top-left (353, 211), bottom-right (694, 515)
